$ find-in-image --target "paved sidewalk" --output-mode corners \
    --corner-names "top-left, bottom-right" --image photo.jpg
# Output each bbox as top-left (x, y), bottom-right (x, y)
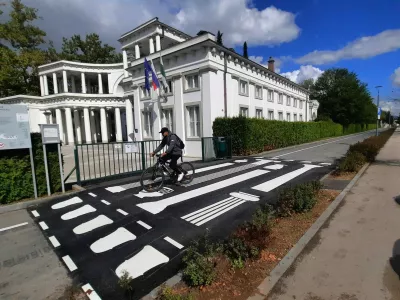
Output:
top-left (268, 128), bottom-right (400, 300)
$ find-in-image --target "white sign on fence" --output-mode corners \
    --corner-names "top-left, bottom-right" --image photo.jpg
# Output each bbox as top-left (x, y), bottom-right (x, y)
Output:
top-left (124, 143), bottom-right (139, 153)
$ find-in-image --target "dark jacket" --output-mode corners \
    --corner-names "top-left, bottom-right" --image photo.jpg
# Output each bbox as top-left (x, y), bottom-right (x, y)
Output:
top-left (154, 131), bottom-right (182, 156)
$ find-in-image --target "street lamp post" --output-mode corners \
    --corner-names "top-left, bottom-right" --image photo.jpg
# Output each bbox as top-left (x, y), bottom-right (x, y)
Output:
top-left (376, 85), bottom-right (382, 136)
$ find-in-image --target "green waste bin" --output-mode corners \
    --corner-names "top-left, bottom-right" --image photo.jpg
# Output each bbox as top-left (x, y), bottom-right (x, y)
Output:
top-left (216, 137), bottom-right (227, 158)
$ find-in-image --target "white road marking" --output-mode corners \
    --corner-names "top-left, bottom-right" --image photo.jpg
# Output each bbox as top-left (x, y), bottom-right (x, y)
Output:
top-left (301, 161), bottom-right (312, 163)
top-left (196, 200), bottom-right (246, 226)
top-left (39, 221), bottom-right (48, 230)
top-left (62, 255), bottom-right (77, 272)
top-left (320, 162), bottom-right (332, 166)
top-left (73, 215), bottom-right (113, 235)
top-left (164, 237), bottom-right (184, 249)
top-left (61, 204), bottom-right (96, 220)
top-left (115, 245), bottom-right (169, 279)
top-left (234, 159), bottom-right (248, 163)
top-left (81, 283), bottom-right (102, 300)
top-left (264, 164), bottom-right (286, 170)
top-left (0, 222), bottom-right (29, 232)
top-left (137, 220), bottom-right (152, 230)
top-left (189, 162), bottom-right (234, 174)
top-left (88, 193), bottom-right (97, 197)
top-left (52, 196), bottom-right (83, 209)
top-left (49, 236), bottom-right (60, 248)
top-left (101, 200), bottom-right (111, 205)
top-left (137, 169), bottom-right (269, 214)
top-left (284, 159), bottom-right (294, 162)
top-left (252, 164), bottom-right (322, 193)
top-left (134, 187), bottom-right (174, 199)
top-left (31, 210), bottom-right (39, 217)
top-left (116, 209), bottom-right (128, 216)
top-left (90, 228), bottom-right (136, 253)
top-left (106, 186), bottom-right (127, 193)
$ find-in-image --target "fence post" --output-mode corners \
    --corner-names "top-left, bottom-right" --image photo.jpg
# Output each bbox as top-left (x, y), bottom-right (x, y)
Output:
top-left (74, 147), bottom-right (81, 186)
top-left (141, 141), bottom-right (146, 170)
top-left (201, 138), bottom-right (205, 162)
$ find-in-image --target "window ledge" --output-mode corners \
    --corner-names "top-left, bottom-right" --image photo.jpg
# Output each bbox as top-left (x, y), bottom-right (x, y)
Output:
top-left (255, 96), bottom-right (263, 100)
top-left (141, 97), bottom-right (151, 101)
top-left (186, 137), bottom-right (201, 141)
top-left (183, 88), bottom-right (200, 94)
top-left (239, 92), bottom-right (249, 97)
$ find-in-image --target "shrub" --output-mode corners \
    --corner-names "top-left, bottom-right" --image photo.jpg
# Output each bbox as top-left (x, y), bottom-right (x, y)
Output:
top-left (223, 237), bottom-right (255, 268)
top-left (0, 133), bottom-right (63, 204)
top-left (338, 151), bottom-right (366, 172)
top-left (348, 142), bottom-right (379, 162)
top-left (157, 286), bottom-right (193, 300)
top-left (276, 181), bottom-right (323, 217)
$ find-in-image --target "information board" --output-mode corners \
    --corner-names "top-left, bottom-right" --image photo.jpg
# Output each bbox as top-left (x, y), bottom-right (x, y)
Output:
top-left (0, 104), bottom-right (32, 150)
top-left (124, 143), bottom-right (139, 153)
top-left (40, 124), bottom-right (60, 144)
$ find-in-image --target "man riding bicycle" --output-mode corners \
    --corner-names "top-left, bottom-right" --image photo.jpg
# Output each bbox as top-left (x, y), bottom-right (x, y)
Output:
top-left (150, 127), bottom-right (184, 182)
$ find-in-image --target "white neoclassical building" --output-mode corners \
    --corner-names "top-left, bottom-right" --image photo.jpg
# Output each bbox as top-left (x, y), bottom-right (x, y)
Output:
top-left (0, 17), bottom-right (318, 157)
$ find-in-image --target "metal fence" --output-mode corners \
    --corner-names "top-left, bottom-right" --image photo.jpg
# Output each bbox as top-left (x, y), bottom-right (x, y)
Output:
top-left (201, 136), bottom-right (232, 162)
top-left (74, 140), bottom-right (164, 185)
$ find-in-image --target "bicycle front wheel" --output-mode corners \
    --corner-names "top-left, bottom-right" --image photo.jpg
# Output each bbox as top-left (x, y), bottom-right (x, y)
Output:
top-left (179, 162), bottom-right (195, 184)
top-left (140, 167), bottom-right (165, 192)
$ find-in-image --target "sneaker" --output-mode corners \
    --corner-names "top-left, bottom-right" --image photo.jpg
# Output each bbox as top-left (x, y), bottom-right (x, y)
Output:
top-left (177, 173), bottom-right (184, 182)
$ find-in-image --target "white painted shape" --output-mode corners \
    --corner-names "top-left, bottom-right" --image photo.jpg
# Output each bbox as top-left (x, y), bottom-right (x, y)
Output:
top-left (49, 236), bottom-right (60, 248)
top-left (73, 215), bottom-right (113, 235)
top-left (115, 245), bottom-right (169, 279)
top-left (137, 220), bottom-right (152, 230)
top-left (0, 222), bottom-right (29, 232)
top-left (88, 193), bottom-right (97, 197)
top-left (181, 197), bottom-right (234, 219)
top-left (184, 198), bottom-right (238, 222)
top-left (301, 161), bottom-right (312, 163)
top-left (137, 169), bottom-right (269, 215)
top-left (101, 200), bottom-right (111, 205)
top-left (195, 200), bottom-right (246, 226)
top-left (164, 236), bottom-right (184, 249)
top-left (81, 283), bottom-right (102, 300)
top-left (51, 196), bottom-right (83, 209)
top-left (234, 159), bottom-right (248, 163)
top-left (252, 164), bottom-right (322, 193)
top-left (31, 210), bottom-right (39, 217)
top-left (264, 164), bottom-right (286, 170)
top-left (61, 204), bottom-right (96, 220)
top-left (134, 191), bottom-right (165, 199)
top-left (190, 199), bottom-right (242, 224)
top-left (284, 160), bottom-right (294, 162)
top-left (190, 162), bottom-right (234, 174)
top-left (105, 186), bottom-right (126, 193)
top-left (251, 160), bottom-right (273, 166)
top-left (90, 227), bottom-right (136, 253)
top-left (39, 221), bottom-right (48, 230)
top-left (116, 209), bottom-right (128, 216)
top-left (320, 163), bottom-right (331, 166)
top-left (230, 192), bottom-right (260, 201)
top-left (62, 255), bottom-right (77, 272)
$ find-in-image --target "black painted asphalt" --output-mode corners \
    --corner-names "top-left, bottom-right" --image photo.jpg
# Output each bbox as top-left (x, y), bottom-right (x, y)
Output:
top-left (29, 157), bottom-right (332, 300)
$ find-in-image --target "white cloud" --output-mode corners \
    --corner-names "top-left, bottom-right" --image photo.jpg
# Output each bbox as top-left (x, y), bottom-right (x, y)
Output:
top-left (392, 67), bottom-right (400, 87)
top-left (296, 29), bottom-right (400, 65)
top-left (380, 101), bottom-right (400, 117)
top-left (280, 65), bottom-right (324, 84)
top-left (249, 55), bottom-right (282, 73)
top-left (19, 0), bottom-right (300, 49)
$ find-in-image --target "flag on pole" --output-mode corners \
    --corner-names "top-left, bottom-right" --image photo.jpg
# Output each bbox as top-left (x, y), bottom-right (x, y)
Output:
top-left (144, 58), bottom-right (160, 91)
top-left (159, 54), bottom-right (168, 93)
top-left (144, 64), bottom-right (151, 93)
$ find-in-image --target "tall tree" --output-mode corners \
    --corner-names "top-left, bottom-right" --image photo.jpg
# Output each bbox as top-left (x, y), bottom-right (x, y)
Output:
top-left (0, 0), bottom-right (48, 97)
top-left (216, 30), bottom-right (223, 45)
top-left (243, 41), bottom-right (248, 59)
top-left (299, 78), bottom-right (315, 91)
top-left (58, 33), bottom-right (122, 63)
top-left (313, 68), bottom-right (376, 125)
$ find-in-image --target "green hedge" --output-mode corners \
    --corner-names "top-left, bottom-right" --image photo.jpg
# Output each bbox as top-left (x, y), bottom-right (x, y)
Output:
top-left (212, 117), bottom-right (344, 155)
top-left (0, 133), bottom-right (63, 204)
top-left (343, 123), bottom-right (377, 134)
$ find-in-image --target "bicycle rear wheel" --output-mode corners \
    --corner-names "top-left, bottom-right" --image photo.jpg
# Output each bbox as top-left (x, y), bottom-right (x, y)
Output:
top-left (178, 162), bottom-right (195, 184)
top-left (140, 167), bottom-right (165, 192)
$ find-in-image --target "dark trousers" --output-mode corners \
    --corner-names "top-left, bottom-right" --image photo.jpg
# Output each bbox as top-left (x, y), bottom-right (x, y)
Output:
top-left (161, 154), bottom-right (181, 174)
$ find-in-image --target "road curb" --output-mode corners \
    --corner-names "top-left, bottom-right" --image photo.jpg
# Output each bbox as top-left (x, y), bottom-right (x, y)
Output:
top-left (247, 162), bottom-right (371, 300)
top-left (0, 186), bottom-right (85, 215)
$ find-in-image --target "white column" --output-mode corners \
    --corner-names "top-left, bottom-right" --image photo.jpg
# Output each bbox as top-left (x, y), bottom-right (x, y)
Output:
top-left (95, 112), bottom-right (101, 142)
top-left (90, 109), bottom-right (97, 143)
top-left (83, 108), bottom-right (92, 144)
top-left (63, 70), bottom-right (68, 93)
top-left (65, 108), bottom-right (74, 145)
top-left (123, 50), bottom-right (128, 78)
top-left (98, 74), bottom-right (103, 94)
top-left (71, 76), bottom-right (76, 93)
top-left (135, 44), bottom-right (140, 59)
top-left (149, 37), bottom-right (155, 54)
top-left (81, 72), bottom-right (86, 93)
top-left (174, 76), bottom-right (185, 147)
top-left (100, 108), bottom-right (108, 143)
top-left (52, 73), bottom-right (58, 94)
top-left (44, 75), bottom-right (49, 96)
top-left (126, 97), bottom-right (135, 141)
top-left (155, 35), bottom-right (161, 52)
top-left (48, 111), bottom-right (54, 124)
top-left (40, 76), bottom-right (44, 96)
top-left (73, 109), bottom-right (82, 144)
top-left (115, 107), bottom-right (122, 142)
top-left (55, 109), bottom-right (64, 142)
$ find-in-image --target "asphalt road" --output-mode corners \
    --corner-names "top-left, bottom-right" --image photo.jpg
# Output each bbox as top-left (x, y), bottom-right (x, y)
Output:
top-left (0, 130), bottom-right (384, 300)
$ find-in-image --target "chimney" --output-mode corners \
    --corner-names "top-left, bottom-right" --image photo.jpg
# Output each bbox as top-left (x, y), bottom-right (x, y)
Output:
top-left (268, 56), bottom-right (275, 72)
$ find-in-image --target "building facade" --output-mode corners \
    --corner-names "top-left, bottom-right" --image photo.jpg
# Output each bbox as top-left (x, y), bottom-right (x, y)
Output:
top-left (0, 18), bottom-right (318, 157)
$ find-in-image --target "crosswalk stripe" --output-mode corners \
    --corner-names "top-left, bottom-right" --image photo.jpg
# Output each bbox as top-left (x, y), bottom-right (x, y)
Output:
top-left (137, 220), bottom-right (152, 230)
top-left (62, 255), bottom-right (77, 272)
top-left (52, 197), bottom-right (83, 209)
top-left (116, 209), bottom-right (128, 216)
top-left (101, 200), bottom-right (111, 205)
top-left (73, 215), bottom-right (113, 235)
top-left (61, 204), bottom-right (96, 221)
top-left (195, 200), bottom-right (246, 226)
top-left (88, 193), bottom-right (97, 197)
top-left (182, 197), bottom-right (235, 220)
top-left (190, 198), bottom-right (243, 224)
top-left (164, 237), bottom-right (184, 249)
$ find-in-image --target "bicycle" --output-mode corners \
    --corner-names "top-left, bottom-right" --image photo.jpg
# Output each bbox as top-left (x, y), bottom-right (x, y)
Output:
top-left (140, 154), bottom-right (195, 192)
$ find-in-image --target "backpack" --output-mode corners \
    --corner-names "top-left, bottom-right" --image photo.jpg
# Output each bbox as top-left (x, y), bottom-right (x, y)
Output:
top-left (172, 133), bottom-right (185, 149)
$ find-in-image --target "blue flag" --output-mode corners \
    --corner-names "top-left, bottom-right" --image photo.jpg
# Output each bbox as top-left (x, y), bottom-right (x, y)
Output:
top-left (144, 58), bottom-right (160, 91)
